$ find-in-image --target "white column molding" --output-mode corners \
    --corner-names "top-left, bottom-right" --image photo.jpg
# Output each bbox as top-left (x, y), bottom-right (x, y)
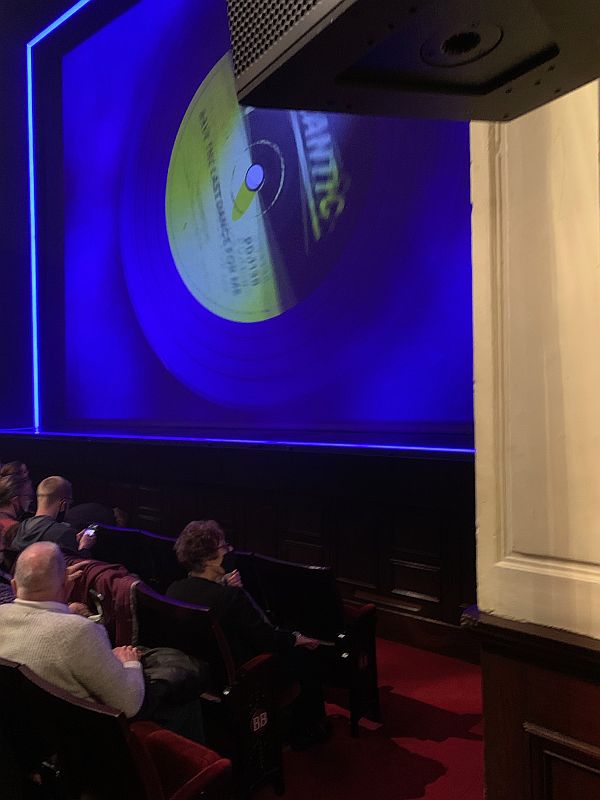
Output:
top-left (472, 82), bottom-right (600, 637)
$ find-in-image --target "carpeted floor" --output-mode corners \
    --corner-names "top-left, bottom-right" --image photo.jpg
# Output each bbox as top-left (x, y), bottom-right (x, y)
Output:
top-left (255, 638), bottom-right (484, 800)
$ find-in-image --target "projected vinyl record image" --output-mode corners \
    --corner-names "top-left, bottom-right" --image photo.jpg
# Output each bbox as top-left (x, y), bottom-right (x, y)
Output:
top-left (118, 14), bottom-right (384, 407)
top-left (61, 0), bottom-right (472, 429)
top-left (112, 0), bottom-right (468, 413)
top-left (165, 53), bottom-right (347, 323)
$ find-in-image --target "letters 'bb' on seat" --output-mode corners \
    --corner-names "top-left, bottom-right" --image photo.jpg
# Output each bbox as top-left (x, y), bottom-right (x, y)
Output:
top-left (132, 583), bottom-right (286, 797)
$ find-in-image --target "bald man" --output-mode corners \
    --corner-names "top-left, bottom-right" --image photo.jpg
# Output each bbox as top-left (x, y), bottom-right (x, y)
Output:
top-left (0, 542), bottom-right (144, 717)
top-left (11, 476), bottom-right (96, 557)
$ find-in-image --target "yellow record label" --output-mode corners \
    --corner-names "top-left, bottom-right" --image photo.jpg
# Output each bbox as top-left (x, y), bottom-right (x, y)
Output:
top-left (165, 54), bottom-right (282, 323)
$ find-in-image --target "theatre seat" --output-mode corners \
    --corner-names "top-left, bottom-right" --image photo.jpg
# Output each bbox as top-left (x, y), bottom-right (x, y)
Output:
top-left (132, 583), bottom-right (286, 797)
top-left (235, 551), bottom-right (381, 736)
top-left (64, 557), bottom-right (140, 645)
top-left (91, 525), bottom-right (185, 593)
top-left (0, 656), bottom-right (231, 800)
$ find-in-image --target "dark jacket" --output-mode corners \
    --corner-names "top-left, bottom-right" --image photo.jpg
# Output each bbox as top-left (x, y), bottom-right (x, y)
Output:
top-left (166, 576), bottom-right (296, 666)
top-left (12, 515), bottom-right (79, 555)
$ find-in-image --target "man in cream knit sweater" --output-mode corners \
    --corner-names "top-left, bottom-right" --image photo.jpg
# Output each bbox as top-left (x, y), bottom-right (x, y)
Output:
top-left (0, 542), bottom-right (144, 718)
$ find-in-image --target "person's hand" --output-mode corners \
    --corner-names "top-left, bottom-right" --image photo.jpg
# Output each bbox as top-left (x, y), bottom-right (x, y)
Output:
top-left (68, 602), bottom-right (92, 617)
top-left (294, 633), bottom-right (320, 649)
top-left (65, 560), bottom-right (91, 582)
top-left (223, 569), bottom-right (243, 588)
top-left (76, 529), bottom-right (97, 551)
top-left (113, 645), bottom-right (140, 664)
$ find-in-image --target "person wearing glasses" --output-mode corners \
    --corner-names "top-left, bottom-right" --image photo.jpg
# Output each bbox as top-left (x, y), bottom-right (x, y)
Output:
top-left (168, 519), bottom-right (330, 748)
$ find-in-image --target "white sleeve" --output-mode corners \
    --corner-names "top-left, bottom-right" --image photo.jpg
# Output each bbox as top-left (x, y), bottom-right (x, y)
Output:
top-left (70, 621), bottom-right (145, 718)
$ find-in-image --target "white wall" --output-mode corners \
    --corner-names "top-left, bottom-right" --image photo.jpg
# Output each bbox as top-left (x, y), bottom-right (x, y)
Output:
top-left (472, 82), bottom-right (600, 637)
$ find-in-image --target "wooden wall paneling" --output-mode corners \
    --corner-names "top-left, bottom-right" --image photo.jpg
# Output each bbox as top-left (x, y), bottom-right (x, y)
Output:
top-left (389, 558), bottom-right (441, 617)
top-left (71, 475), bottom-right (109, 507)
top-left (160, 484), bottom-right (199, 538)
top-left (106, 482), bottom-right (137, 518)
top-left (328, 502), bottom-right (382, 594)
top-left (526, 724), bottom-right (600, 800)
top-left (466, 610), bottom-right (600, 800)
top-left (132, 485), bottom-right (169, 532)
top-left (236, 493), bottom-right (280, 555)
top-left (440, 512), bottom-right (475, 625)
top-left (277, 495), bottom-right (327, 565)
top-left (458, 512), bottom-right (477, 610)
top-left (384, 509), bottom-right (442, 618)
top-left (193, 486), bottom-right (237, 532)
top-left (480, 650), bottom-right (530, 800)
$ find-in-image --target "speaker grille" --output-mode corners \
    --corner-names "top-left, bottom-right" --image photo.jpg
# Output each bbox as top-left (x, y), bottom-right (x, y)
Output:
top-left (227, 0), bottom-right (322, 76)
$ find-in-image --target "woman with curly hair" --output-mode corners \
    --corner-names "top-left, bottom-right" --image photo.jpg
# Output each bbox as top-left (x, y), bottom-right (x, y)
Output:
top-left (168, 520), bottom-right (330, 748)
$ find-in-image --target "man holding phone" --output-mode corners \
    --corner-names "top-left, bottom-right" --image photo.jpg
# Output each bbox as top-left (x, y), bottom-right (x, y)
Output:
top-left (10, 476), bottom-right (97, 557)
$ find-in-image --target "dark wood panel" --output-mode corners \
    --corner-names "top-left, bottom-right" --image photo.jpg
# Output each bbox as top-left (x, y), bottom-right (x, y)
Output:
top-left (465, 609), bottom-right (600, 800)
top-left (527, 724), bottom-right (600, 800)
top-left (280, 539), bottom-right (326, 565)
top-left (329, 503), bottom-right (382, 590)
top-left (390, 558), bottom-right (440, 602)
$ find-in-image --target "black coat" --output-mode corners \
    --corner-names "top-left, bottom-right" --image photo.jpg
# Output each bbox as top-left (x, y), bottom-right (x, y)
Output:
top-left (166, 576), bottom-right (295, 666)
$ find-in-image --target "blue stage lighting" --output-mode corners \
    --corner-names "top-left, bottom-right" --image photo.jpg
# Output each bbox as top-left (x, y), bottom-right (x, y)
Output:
top-left (27, 0), bottom-right (95, 432)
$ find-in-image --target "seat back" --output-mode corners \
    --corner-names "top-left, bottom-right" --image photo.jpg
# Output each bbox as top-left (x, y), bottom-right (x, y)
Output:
top-left (231, 550), bottom-right (271, 615)
top-left (250, 554), bottom-right (346, 642)
top-left (132, 582), bottom-right (235, 692)
top-left (132, 584), bottom-right (285, 796)
top-left (64, 558), bottom-right (139, 645)
top-left (0, 657), bottom-right (162, 800)
top-left (92, 525), bottom-right (185, 593)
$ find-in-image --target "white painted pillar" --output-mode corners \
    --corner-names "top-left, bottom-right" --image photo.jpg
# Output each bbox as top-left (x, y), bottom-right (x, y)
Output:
top-left (471, 82), bottom-right (600, 637)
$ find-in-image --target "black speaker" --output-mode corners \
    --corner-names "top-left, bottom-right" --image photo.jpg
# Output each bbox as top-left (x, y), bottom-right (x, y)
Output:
top-left (227, 0), bottom-right (600, 121)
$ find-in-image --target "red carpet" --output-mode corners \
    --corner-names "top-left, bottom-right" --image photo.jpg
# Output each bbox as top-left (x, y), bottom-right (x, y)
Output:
top-left (255, 639), bottom-right (483, 800)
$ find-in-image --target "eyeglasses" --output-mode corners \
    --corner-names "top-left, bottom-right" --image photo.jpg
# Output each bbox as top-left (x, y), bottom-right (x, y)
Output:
top-left (217, 542), bottom-right (233, 553)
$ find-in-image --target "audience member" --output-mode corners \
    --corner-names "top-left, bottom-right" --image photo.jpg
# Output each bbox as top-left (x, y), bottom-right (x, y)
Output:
top-left (11, 476), bottom-right (96, 556)
top-left (0, 476), bottom-right (25, 533)
top-left (0, 542), bottom-right (145, 717)
top-left (0, 460), bottom-right (30, 480)
top-left (167, 520), bottom-right (329, 747)
top-left (0, 476), bottom-right (31, 576)
top-left (0, 461), bottom-right (34, 516)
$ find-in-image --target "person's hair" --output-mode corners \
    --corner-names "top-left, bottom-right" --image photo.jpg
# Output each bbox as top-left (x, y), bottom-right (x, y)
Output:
top-left (174, 520), bottom-right (225, 572)
top-left (13, 542), bottom-right (65, 594)
top-left (2, 522), bottom-right (19, 549)
top-left (0, 461), bottom-right (28, 479)
top-left (0, 474), bottom-right (28, 507)
top-left (36, 476), bottom-right (72, 505)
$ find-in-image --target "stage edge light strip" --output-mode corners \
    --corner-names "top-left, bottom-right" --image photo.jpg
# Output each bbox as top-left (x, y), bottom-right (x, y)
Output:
top-left (27, 0), bottom-right (95, 432)
top-left (0, 429), bottom-right (475, 455)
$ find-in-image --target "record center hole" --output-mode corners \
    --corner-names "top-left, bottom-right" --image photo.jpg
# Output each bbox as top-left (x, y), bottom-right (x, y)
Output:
top-left (245, 163), bottom-right (265, 192)
top-left (442, 31), bottom-right (481, 56)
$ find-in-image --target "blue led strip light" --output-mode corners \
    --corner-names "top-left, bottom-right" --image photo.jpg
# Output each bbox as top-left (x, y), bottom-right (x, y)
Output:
top-left (0, 428), bottom-right (476, 455)
top-left (27, 0), bottom-right (95, 432)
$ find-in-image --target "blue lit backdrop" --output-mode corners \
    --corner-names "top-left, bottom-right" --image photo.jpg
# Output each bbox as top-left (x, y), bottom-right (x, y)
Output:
top-left (29, 0), bottom-right (473, 450)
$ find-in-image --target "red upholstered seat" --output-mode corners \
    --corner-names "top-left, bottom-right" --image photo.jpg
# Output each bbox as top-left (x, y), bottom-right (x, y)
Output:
top-left (0, 657), bottom-right (232, 800)
top-left (131, 721), bottom-right (232, 800)
top-left (133, 583), bottom-right (288, 796)
top-left (64, 556), bottom-right (140, 645)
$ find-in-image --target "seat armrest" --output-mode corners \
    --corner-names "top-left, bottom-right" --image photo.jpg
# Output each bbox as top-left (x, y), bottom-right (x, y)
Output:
top-left (342, 601), bottom-right (376, 622)
top-left (236, 653), bottom-right (273, 677)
